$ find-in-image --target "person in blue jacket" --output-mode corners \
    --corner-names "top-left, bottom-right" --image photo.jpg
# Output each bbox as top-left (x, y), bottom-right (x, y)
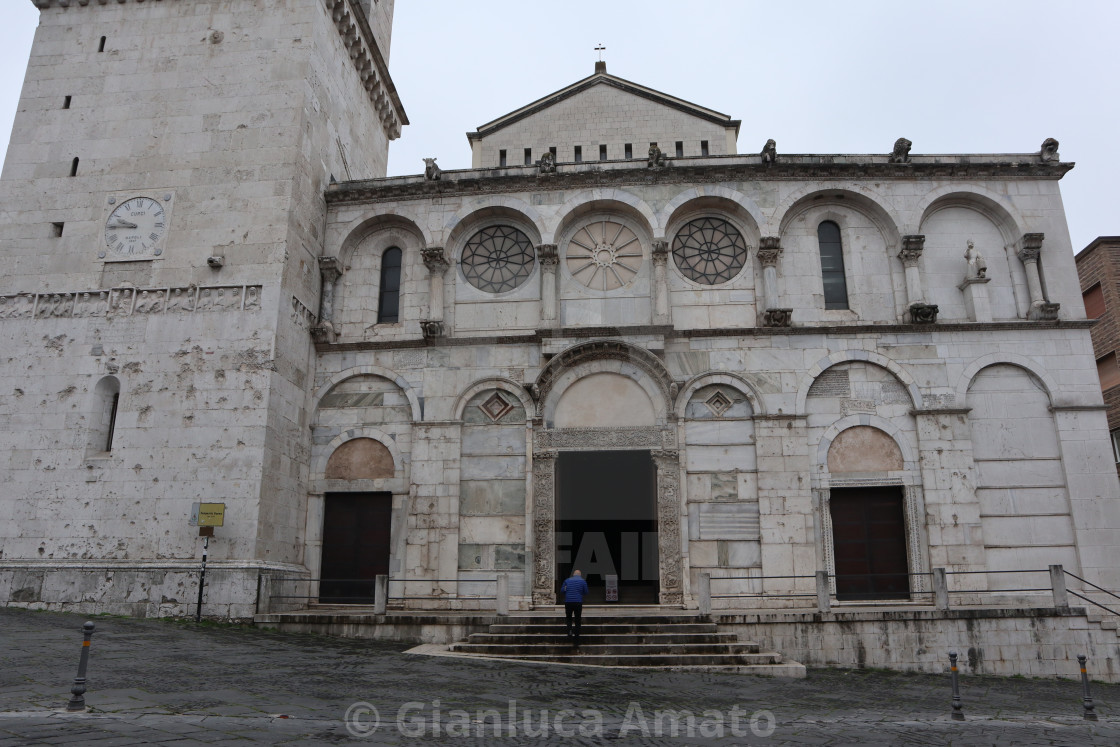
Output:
top-left (560, 569), bottom-right (590, 643)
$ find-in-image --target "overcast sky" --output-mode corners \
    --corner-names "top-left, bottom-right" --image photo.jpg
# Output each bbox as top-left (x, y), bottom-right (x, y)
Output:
top-left (3, 1), bottom-right (1117, 251)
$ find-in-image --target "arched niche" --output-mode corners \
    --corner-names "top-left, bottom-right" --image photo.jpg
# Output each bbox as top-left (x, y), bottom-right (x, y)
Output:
top-left (827, 426), bottom-right (904, 473)
top-left (553, 372), bottom-right (656, 428)
top-left (324, 437), bottom-right (395, 480)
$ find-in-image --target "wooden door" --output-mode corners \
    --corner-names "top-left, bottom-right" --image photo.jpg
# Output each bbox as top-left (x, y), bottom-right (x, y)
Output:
top-left (319, 492), bottom-right (392, 603)
top-left (829, 487), bottom-right (910, 601)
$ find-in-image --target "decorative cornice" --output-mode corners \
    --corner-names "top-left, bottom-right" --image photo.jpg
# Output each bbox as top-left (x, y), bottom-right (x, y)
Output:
top-left (322, 0), bottom-right (407, 139)
top-left (327, 160), bottom-right (1074, 206)
top-left (313, 318), bottom-right (1094, 352)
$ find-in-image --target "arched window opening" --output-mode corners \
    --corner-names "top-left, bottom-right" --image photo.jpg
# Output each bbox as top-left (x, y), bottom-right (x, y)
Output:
top-left (818, 221), bottom-right (849, 309)
top-left (377, 247), bottom-right (402, 323)
top-left (89, 376), bottom-right (121, 454)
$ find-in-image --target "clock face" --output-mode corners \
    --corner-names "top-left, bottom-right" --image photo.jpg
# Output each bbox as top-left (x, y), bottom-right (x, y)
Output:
top-left (104, 197), bottom-right (166, 258)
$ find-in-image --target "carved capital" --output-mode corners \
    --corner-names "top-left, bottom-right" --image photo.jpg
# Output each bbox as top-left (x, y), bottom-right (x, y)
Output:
top-left (419, 320), bottom-right (444, 339)
top-left (757, 237), bottom-right (782, 267)
top-left (908, 303), bottom-right (939, 325)
top-left (898, 235), bottom-right (925, 266)
top-left (762, 308), bottom-right (793, 327)
top-left (532, 449), bottom-right (559, 463)
top-left (1017, 233), bottom-right (1044, 263)
top-left (537, 244), bottom-right (559, 267)
top-left (421, 246), bottom-right (449, 273)
top-left (310, 322), bottom-right (337, 344)
top-left (651, 239), bottom-right (669, 265)
top-left (1029, 301), bottom-right (1061, 321)
top-left (318, 256), bottom-right (343, 283)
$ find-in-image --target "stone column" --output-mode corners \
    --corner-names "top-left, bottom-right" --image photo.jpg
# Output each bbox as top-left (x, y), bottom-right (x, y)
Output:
top-left (311, 257), bottom-right (342, 343)
top-left (537, 244), bottom-right (559, 326)
top-left (421, 246), bottom-right (449, 337)
top-left (531, 450), bottom-right (558, 606)
top-left (651, 449), bottom-right (683, 605)
top-left (651, 240), bottom-right (671, 325)
top-left (899, 235), bottom-right (938, 324)
top-left (1017, 233), bottom-right (1060, 320)
top-left (757, 237), bottom-right (791, 327)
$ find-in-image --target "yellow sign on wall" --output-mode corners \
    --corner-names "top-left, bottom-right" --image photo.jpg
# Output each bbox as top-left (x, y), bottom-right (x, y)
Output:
top-left (190, 502), bottom-right (226, 527)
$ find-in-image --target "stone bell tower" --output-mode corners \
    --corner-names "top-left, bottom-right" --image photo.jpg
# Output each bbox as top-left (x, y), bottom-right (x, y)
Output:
top-left (0, 0), bottom-right (406, 617)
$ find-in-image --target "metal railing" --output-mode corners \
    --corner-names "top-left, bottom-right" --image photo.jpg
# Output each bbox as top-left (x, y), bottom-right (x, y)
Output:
top-left (700, 565), bottom-right (1117, 615)
top-left (260, 573), bottom-right (513, 615)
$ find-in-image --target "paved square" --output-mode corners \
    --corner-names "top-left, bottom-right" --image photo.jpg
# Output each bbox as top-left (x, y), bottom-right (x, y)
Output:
top-left (1, 608), bottom-right (1117, 744)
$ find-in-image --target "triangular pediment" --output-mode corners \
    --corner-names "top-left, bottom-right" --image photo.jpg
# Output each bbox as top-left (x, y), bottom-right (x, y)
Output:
top-left (468, 69), bottom-right (740, 141)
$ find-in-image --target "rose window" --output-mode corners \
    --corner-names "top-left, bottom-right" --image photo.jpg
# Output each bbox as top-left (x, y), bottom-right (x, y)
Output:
top-left (672, 217), bottom-right (748, 285)
top-left (565, 219), bottom-right (643, 291)
top-left (460, 225), bottom-right (537, 293)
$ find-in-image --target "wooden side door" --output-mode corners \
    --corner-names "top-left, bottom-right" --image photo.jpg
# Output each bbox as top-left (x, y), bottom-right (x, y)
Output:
top-left (319, 492), bottom-right (392, 603)
top-left (830, 487), bottom-right (910, 601)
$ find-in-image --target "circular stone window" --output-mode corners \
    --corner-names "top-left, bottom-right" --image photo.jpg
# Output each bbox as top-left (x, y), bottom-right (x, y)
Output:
top-left (565, 218), bottom-right (643, 291)
top-left (671, 217), bottom-right (748, 285)
top-left (460, 225), bottom-right (537, 293)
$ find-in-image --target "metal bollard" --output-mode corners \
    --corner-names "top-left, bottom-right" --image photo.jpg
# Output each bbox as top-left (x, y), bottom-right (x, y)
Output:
top-left (948, 651), bottom-right (964, 721)
top-left (1078, 655), bottom-right (1098, 721)
top-left (66, 622), bottom-right (96, 712)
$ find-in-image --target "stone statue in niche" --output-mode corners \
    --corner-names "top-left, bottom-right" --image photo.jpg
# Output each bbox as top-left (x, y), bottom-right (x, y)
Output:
top-left (647, 144), bottom-right (670, 169)
top-left (761, 139), bottom-right (777, 163)
top-left (53, 294), bottom-right (74, 317)
top-left (889, 137), bottom-right (912, 163)
top-left (422, 157), bottom-right (441, 181)
top-left (244, 286), bottom-right (260, 311)
top-left (1040, 138), bottom-right (1060, 162)
top-left (537, 151), bottom-right (556, 174)
top-left (965, 240), bottom-right (988, 279)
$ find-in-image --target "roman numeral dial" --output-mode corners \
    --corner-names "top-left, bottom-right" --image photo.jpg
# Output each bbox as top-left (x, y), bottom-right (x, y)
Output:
top-left (104, 196), bottom-right (167, 258)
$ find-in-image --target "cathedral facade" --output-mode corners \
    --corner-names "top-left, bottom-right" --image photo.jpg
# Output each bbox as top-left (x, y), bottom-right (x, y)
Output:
top-left (2, 0), bottom-right (1119, 619)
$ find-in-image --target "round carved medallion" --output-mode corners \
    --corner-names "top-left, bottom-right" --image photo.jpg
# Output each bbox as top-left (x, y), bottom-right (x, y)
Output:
top-left (565, 218), bottom-right (643, 291)
top-left (671, 217), bottom-right (747, 285)
top-left (460, 225), bottom-right (536, 293)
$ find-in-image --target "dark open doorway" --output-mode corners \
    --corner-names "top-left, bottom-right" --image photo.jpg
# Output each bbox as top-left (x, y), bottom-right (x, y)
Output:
top-left (319, 492), bottom-right (392, 603)
top-left (556, 451), bottom-right (658, 604)
top-left (829, 486), bottom-right (910, 601)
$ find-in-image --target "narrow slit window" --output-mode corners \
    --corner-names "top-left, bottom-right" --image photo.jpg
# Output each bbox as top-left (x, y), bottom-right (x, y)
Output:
top-left (98, 36), bottom-right (106, 53)
top-left (574, 145), bottom-right (582, 162)
top-left (524, 148), bottom-right (532, 166)
top-left (675, 141), bottom-right (684, 158)
top-left (625, 143), bottom-right (633, 159)
top-left (70, 157), bottom-right (79, 177)
top-left (105, 393), bottom-right (119, 451)
top-left (499, 149), bottom-right (507, 167)
top-left (701, 140), bottom-right (709, 156)
top-left (51, 222), bottom-right (64, 237)
top-left (377, 247), bottom-right (402, 324)
top-left (89, 376), bottom-right (121, 455)
top-left (818, 221), bottom-right (849, 309)
top-left (599, 144), bottom-right (607, 161)
top-left (63, 95), bottom-right (72, 110)
top-left (549, 146), bottom-right (557, 160)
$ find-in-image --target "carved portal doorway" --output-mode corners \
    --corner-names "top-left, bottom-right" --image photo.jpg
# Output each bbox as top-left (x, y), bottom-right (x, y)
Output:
top-left (556, 451), bottom-right (658, 604)
top-left (532, 428), bottom-right (682, 606)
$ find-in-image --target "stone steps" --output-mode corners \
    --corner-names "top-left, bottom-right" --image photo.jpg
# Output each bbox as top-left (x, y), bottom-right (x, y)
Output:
top-left (487, 622), bottom-right (721, 635)
top-left (444, 612), bottom-right (805, 675)
top-left (462, 632), bottom-right (744, 646)
top-left (449, 642), bottom-right (763, 656)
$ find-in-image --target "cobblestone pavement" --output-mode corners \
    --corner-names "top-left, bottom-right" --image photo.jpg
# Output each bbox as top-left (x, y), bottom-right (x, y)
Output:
top-left (2, 608), bottom-right (1119, 745)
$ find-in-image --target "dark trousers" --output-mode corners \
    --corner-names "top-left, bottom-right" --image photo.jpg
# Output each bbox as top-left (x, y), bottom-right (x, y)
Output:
top-left (564, 602), bottom-right (583, 638)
